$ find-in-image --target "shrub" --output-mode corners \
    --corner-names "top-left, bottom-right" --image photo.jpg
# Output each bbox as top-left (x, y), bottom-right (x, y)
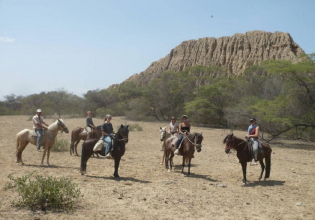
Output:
top-left (51, 137), bottom-right (69, 152)
top-left (4, 173), bottom-right (81, 211)
top-left (128, 123), bottom-right (143, 131)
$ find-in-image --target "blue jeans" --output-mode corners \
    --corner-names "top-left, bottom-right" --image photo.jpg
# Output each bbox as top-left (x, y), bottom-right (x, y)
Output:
top-left (175, 134), bottom-right (184, 149)
top-left (35, 129), bottom-right (43, 150)
top-left (102, 135), bottom-right (112, 155)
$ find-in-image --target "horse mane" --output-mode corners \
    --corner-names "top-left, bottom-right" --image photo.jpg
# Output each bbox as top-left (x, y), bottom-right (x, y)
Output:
top-left (223, 134), bottom-right (245, 144)
top-left (48, 119), bottom-right (64, 130)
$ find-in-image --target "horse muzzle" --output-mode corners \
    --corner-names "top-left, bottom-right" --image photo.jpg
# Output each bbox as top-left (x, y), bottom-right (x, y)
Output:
top-left (64, 127), bottom-right (69, 134)
top-left (225, 148), bottom-right (231, 154)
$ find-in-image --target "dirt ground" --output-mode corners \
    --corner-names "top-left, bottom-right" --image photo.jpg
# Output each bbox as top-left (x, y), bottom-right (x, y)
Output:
top-left (0, 115), bottom-right (314, 220)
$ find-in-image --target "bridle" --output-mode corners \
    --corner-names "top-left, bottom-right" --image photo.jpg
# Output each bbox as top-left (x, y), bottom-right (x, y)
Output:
top-left (225, 135), bottom-right (246, 150)
top-left (184, 133), bottom-right (202, 148)
top-left (115, 128), bottom-right (129, 143)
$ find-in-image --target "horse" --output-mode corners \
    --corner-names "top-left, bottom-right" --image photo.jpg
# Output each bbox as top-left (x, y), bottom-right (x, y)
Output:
top-left (16, 119), bottom-right (69, 166)
top-left (223, 134), bottom-right (272, 184)
top-left (70, 125), bottom-right (102, 156)
top-left (164, 133), bottom-right (203, 176)
top-left (80, 125), bottom-right (129, 178)
top-left (159, 127), bottom-right (171, 165)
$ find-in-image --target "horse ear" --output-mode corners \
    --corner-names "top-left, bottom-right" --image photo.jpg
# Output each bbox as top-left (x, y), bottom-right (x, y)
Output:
top-left (160, 127), bottom-right (162, 129)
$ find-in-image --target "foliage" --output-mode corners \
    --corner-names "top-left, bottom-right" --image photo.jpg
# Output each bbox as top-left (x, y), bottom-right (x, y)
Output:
top-left (4, 173), bottom-right (81, 211)
top-left (128, 123), bottom-right (143, 131)
top-left (51, 137), bottom-right (69, 152)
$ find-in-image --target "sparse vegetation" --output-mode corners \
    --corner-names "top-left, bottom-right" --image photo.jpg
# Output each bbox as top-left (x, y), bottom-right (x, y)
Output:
top-left (4, 173), bottom-right (81, 211)
top-left (51, 137), bottom-right (69, 152)
top-left (128, 123), bottom-right (143, 131)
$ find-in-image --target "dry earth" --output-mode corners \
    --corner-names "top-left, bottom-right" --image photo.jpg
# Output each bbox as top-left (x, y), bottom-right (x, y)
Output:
top-left (0, 116), bottom-right (314, 220)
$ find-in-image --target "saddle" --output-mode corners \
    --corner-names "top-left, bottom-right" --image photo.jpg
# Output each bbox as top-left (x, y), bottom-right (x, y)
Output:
top-left (93, 139), bottom-right (114, 158)
top-left (30, 130), bottom-right (45, 139)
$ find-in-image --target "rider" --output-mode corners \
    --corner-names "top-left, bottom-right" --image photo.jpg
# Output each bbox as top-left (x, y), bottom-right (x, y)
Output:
top-left (245, 118), bottom-right (260, 165)
top-left (86, 111), bottom-right (96, 139)
top-left (169, 116), bottom-right (179, 137)
top-left (32, 109), bottom-right (49, 152)
top-left (101, 114), bottom-right (115, 159)
top-left (174, 115), bottom-right (191, 155)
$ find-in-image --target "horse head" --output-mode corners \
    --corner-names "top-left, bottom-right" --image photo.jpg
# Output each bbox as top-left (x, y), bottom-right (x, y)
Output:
top-left (116, 124), bottom-right (129, 143)
top-left (57, 119), bottom-right (69, 134)
top-left (193, 132), bottom-right (203, 152)
top-left (223, 133), bottom-right (234, 154)
top-left (159, 127), bottom-right (167, 141)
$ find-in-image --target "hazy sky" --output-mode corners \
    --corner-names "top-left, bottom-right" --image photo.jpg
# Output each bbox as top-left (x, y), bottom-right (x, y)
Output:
top-left (1, 0), bottom-right (314, 100)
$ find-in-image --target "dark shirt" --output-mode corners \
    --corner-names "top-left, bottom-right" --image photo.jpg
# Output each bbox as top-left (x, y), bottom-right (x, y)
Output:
top-left (101, 122), bottom-right (113, 135)
top-left (181, 126), bottom-right (190, 133)
top-left (86, 117), bottom-right (94, 127)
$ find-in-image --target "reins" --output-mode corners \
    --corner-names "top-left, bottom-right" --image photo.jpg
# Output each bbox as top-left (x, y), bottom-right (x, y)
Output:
top-left (183, 133), bottom-right (202, 148)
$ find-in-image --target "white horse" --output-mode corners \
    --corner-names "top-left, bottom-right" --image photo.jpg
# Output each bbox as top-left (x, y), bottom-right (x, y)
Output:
top-left (159, 127), bottom-right (171, 165)
top-left (16, 119), bottom-right (69, 166)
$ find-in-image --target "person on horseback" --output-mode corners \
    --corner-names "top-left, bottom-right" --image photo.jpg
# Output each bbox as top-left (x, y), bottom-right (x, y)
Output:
top-left (169, 116), bottom-right (179, 137)
top-left (174, 115), bottom-right (191, 155)
top-left (101, 114), bottom-right (114, 159)
top-left (245, 118), bottom-right (260, 165)
top-left (32, 109), bottom-right (49, 152)
top-left (86, 111), bottom-right (96, 139)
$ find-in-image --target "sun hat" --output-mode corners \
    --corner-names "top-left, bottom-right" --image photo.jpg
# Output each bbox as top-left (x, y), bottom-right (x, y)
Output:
top-left (36, 109), bottom-right (42, 113)
top-left (249, 118), bottom-right (256, 122)
top-left (182, 115), bottom-right (188, 119)
top-left (171, 116), bottom-right (176, 120)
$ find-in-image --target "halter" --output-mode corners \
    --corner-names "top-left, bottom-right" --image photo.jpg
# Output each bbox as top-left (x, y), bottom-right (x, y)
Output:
top-left (114, 127), bottom-right (129, 143)
top-left (225, 135), bottom-right (246, 150)
top-left (184, 133), bottom-right (202, 148)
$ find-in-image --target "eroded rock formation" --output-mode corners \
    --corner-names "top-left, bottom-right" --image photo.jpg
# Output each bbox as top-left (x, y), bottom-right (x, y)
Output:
top-left (122, 31), bottom-right (305, 86)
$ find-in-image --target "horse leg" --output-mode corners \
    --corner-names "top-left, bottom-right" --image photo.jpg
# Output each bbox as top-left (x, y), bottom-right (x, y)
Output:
top-left (241, 161), bottom-right (247, 184)
top-left (169, 153), bottom-right (174, 171)
top-left (41, 147), bottom-right (47, 166)
top-left (114, 156), bottom-right (121, 178)
top-left (161, 150), bottom-right (165, 165)
top-left (187, 158), bottom-right (192, 176)
top-left (165, 151), bottom-right (169, 171)
top-left (181, 157), bottom-right (185, 175)
top-left (74, 140), bottom-right (80, 156)
top-left (258, 159), bottom-right (265, 181)
top-left (16, 141), bottom-right (28, 165)
top-left (47, 147), bottom-right (51, 166)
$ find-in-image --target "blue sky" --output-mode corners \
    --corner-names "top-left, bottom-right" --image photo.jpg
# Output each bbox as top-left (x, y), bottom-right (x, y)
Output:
top-left (0, 0), bottom-right (314, 100)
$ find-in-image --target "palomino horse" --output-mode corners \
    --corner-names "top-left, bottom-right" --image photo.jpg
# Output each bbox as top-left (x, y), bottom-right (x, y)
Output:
top-left (69, 125), bottom-right (102, 156)
top-left (80, 125), bottom-right (129, 178)
top-left (223, 134), bottom-right (272, 184)
top-left (164, 133), bottom-right (203, 175)
top-left (159, 127), bottom-right (171, 165)
top-left (16, 119), bottom-right (69, 166)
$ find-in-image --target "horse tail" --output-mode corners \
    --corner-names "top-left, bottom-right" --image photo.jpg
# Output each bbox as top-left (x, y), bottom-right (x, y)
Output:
top-left (265, 152), bottom-right (271, 179)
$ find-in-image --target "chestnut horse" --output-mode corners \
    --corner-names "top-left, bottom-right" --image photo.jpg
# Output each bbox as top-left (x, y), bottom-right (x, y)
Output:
top-left (223, 134), bottom-right (272, 184)
top-left (80, 125), bottom-right (129, 178)
top-left (164, 133), bottom-right (203, 176)
top-left (69, 125), bottom-right (102, 156)
top-left (16, 119), bottom-right (69, 166)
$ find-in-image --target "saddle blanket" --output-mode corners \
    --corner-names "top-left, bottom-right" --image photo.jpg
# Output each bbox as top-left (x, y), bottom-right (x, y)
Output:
top-left (93, 139), bottom-right (108, 152)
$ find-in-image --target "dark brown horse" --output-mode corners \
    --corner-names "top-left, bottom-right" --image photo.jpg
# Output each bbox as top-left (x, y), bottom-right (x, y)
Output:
top-left (80, 125), bottom-right (129, 178)
top-left (70, 125), bottom-right (102, 156)
top-left (223, 134), bottom-right (272, 184)
top-left (164, 133), bottom-right (203, 176)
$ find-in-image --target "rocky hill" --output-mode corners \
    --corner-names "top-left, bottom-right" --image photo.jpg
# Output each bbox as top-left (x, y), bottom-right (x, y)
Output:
top-left (122, 31), bottom-right (305, 86)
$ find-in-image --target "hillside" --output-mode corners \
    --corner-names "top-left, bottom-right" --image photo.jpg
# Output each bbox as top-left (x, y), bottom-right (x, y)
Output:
top-left (122, 31), bottom-right (305, 86)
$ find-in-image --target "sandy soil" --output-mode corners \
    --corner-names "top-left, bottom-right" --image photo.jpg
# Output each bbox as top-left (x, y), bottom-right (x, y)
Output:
top-left (0, 115), bottom-right (314, 220)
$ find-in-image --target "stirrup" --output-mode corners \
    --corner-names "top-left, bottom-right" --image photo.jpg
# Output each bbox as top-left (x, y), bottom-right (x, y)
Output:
top-left (250, 159), bottom-right (257, 166)
top-left (174, 149), bottom-right (179, 155)
top-left (105, 153), bottom-right (113, 159)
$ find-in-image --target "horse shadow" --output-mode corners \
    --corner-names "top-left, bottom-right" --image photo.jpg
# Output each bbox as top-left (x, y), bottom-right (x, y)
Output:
top-left (243, 180), bottom-right (285, 187)
top-left (187, 173), bottom-right (219, 182)
top-left (84, 175), bottom-right (151, 184)
top-left (23, 164), bottom-right (77, 170)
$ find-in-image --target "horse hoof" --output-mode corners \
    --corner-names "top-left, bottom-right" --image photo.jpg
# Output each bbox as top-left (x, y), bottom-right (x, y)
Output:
top-left (167, 169), bottom-right (170, 172)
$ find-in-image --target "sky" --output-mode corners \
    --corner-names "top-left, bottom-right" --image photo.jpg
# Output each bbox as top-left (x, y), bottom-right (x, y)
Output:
top-left (0, 0), bottom-right (314, 100)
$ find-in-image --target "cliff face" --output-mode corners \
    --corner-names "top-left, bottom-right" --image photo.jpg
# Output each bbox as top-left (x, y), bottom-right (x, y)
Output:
top-left (123, 31), bottom-right (305, 86)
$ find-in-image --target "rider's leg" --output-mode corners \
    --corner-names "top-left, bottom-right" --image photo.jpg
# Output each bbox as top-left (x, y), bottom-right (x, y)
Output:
top-left (104, 136), bottom-right (112, 156)
top-left (35, 129), bottom-right (43, 151)
top-left (174, 134), bottom-right (183, 154)
top-left (251, 139), bottom-right (259, 165)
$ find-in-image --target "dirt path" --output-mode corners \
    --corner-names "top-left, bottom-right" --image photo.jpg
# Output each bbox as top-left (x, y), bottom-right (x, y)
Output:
top-left (0, 116), bottom-right (314, 220)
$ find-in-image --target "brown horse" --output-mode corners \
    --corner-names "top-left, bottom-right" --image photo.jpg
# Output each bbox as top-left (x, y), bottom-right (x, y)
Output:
top-left (70, 125), bottom-right (102, 156)
top-left (80, 125), bottom-right (129, 178)
top-left (16, 119), bottom-right (69, 166)
top-left (223, 134), bottom-right (272, 184)
top-left (164, 133), bottom-right (203, 176)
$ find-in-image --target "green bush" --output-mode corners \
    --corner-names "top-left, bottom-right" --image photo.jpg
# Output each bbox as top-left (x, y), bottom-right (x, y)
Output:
top-left (4, 173), bottom-right (81, 211)
top-left (51, 137), bottom-right (69, 152)
top-left (128, 123), bottom-right (143, 131)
